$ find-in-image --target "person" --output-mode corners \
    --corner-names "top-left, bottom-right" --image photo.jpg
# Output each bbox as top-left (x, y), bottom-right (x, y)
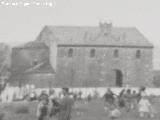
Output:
top-left (49, 98), bottom-right (60, 120)
top-left (118, 89), bottom-right (125, 108)
top-left (137, 86), bottom-right (146, 103)
top-left (49, 89), bottom-right (57, 101)
top-left (57, 88), bottom-right (74, 120)
top-left (130, 90), bottom-right (138, 110)
top-left (49, 89), bottom-right (60, 120)
top-left (87, 94), bottom-right (92, 102)
top-left (124, 89), bottom-right (132, 112)
top-left (103, 88), bottom-right (115, 112)
top-left (138, 94), bottom-right (154, 118)
top-left (36, 97), bottom-right (49, 120)
top-left (39, 91), bottom-right (49, 101)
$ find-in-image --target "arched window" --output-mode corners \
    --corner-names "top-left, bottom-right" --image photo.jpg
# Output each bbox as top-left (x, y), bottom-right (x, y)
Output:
top-left (136, 50), bottom-right (141, 58)
top-left (90, 49), bottom-right (95, 58)
top-left (68, 48), bottom-right (73, 57)
top-left (114, 49), bottom-right (119, 58)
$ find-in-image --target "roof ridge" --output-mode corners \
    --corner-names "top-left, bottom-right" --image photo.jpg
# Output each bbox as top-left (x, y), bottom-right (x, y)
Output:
top-left (45, 25), bottom-right (136, 29)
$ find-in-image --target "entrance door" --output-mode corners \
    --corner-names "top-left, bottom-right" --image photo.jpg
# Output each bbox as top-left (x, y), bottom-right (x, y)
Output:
top-left (115, 69), bottom-right (123, 87)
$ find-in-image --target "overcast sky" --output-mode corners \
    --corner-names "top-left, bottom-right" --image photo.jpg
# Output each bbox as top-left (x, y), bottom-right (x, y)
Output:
top-left (0, 0), bottom-right (160, 69)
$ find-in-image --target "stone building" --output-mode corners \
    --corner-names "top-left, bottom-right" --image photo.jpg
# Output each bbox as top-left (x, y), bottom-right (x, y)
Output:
top-left (11, 22), bottom-right (154, 88)
top-left (10, 41), bottom-right (55, 87)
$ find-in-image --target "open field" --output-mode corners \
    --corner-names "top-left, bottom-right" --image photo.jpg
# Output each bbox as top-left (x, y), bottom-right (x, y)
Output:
top-left (1, 98), bottom-right (160, 120)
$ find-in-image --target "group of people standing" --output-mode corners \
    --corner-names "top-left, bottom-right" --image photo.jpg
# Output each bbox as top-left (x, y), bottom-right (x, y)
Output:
top-left (36, 88), bottom-right (74, 120)
top-left (36, 86), bottom-right (156, 120)
top-left (103, 87), bottom-right (155, 119)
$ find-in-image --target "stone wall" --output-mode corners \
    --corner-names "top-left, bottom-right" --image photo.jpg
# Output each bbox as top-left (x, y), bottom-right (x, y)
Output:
top-left (10, 43), bottom-right (153, 88)
top-left (55, 46), bottom-right (153, 87)
top-left (11, 47), bottom-right (50, 83)
top-left (20, 73), bottom-right (55, 88)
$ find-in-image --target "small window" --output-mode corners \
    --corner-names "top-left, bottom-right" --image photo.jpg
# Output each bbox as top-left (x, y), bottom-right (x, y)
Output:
top-left (136, 50), bottom-right (141, 58)
top-left (90, 49), bottom-right (95, 58)
top-left (114, 49), bottom-right (119, 58)
top-left (68, 48), bottom-right (73, 57)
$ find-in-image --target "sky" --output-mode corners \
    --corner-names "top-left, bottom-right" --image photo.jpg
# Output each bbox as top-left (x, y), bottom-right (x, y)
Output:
top-left (0, 0), bottom-right (160, 69)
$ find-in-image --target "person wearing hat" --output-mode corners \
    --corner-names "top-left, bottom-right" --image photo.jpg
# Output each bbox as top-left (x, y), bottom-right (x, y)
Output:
top-left (57, 88), bottom-right (74, 120)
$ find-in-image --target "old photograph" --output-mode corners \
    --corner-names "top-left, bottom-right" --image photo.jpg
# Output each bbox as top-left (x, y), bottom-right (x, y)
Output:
top-left (0, 0), bottom-right (160, 120)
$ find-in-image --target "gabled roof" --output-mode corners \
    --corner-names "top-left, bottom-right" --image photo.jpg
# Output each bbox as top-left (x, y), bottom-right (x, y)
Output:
top-left (36, 23), bottom-right (153, 48)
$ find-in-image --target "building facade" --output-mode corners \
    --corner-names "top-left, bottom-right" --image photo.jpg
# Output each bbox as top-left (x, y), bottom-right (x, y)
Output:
top-left (10, 41), bottom-right (55, 87)
top-left (11, 22), bottom-right (154, 88)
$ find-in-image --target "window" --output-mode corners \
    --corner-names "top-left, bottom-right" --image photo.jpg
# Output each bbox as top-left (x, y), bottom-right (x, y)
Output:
top-left (68, 48), bottom-right (73, 57)
top-left (136, 50), bottom-right (141, 58)
top-left (114, 49), bottom-right (119, 58)
top-left (90, 49), bottom-right (95, 58)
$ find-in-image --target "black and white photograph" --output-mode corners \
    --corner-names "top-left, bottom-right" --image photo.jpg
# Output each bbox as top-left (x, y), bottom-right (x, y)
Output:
top-left (0, 0), bottom-right (160, 120)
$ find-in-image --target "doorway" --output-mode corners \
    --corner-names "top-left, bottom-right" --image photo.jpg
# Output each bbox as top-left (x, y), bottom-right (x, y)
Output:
top-left (115, 69), bottom-right (123, 87)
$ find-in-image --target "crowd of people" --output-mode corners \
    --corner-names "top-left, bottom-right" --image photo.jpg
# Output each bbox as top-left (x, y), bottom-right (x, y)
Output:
top-left (0, 84), bottom-right (157, 120)
top-left (103, 86), bottom-right (156, 119)
top-left (35, 87), bottom-right (101, 120)
top-left (34, 86), bottom-right (157, 120)
top-left (36, 88), bottom-right (75, 120)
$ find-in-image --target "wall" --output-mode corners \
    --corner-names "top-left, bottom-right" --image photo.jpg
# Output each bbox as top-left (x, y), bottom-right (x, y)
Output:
top-left (55, 46), bottom-right (153, 87)
top-left (20, 73), bottom-right (55, 88)
top-left (11, 47), bottom-right (50, 83)
top-left (10, 44), bottom-right (153, 88)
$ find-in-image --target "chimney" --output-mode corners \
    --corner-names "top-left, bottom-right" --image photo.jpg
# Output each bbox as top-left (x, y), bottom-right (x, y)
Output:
top-left (99, 21), bottom-right (112, 35)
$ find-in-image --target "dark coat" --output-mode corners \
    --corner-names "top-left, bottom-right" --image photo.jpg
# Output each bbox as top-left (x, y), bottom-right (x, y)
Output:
top-left (58, 95), bottom-right (74, 120)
